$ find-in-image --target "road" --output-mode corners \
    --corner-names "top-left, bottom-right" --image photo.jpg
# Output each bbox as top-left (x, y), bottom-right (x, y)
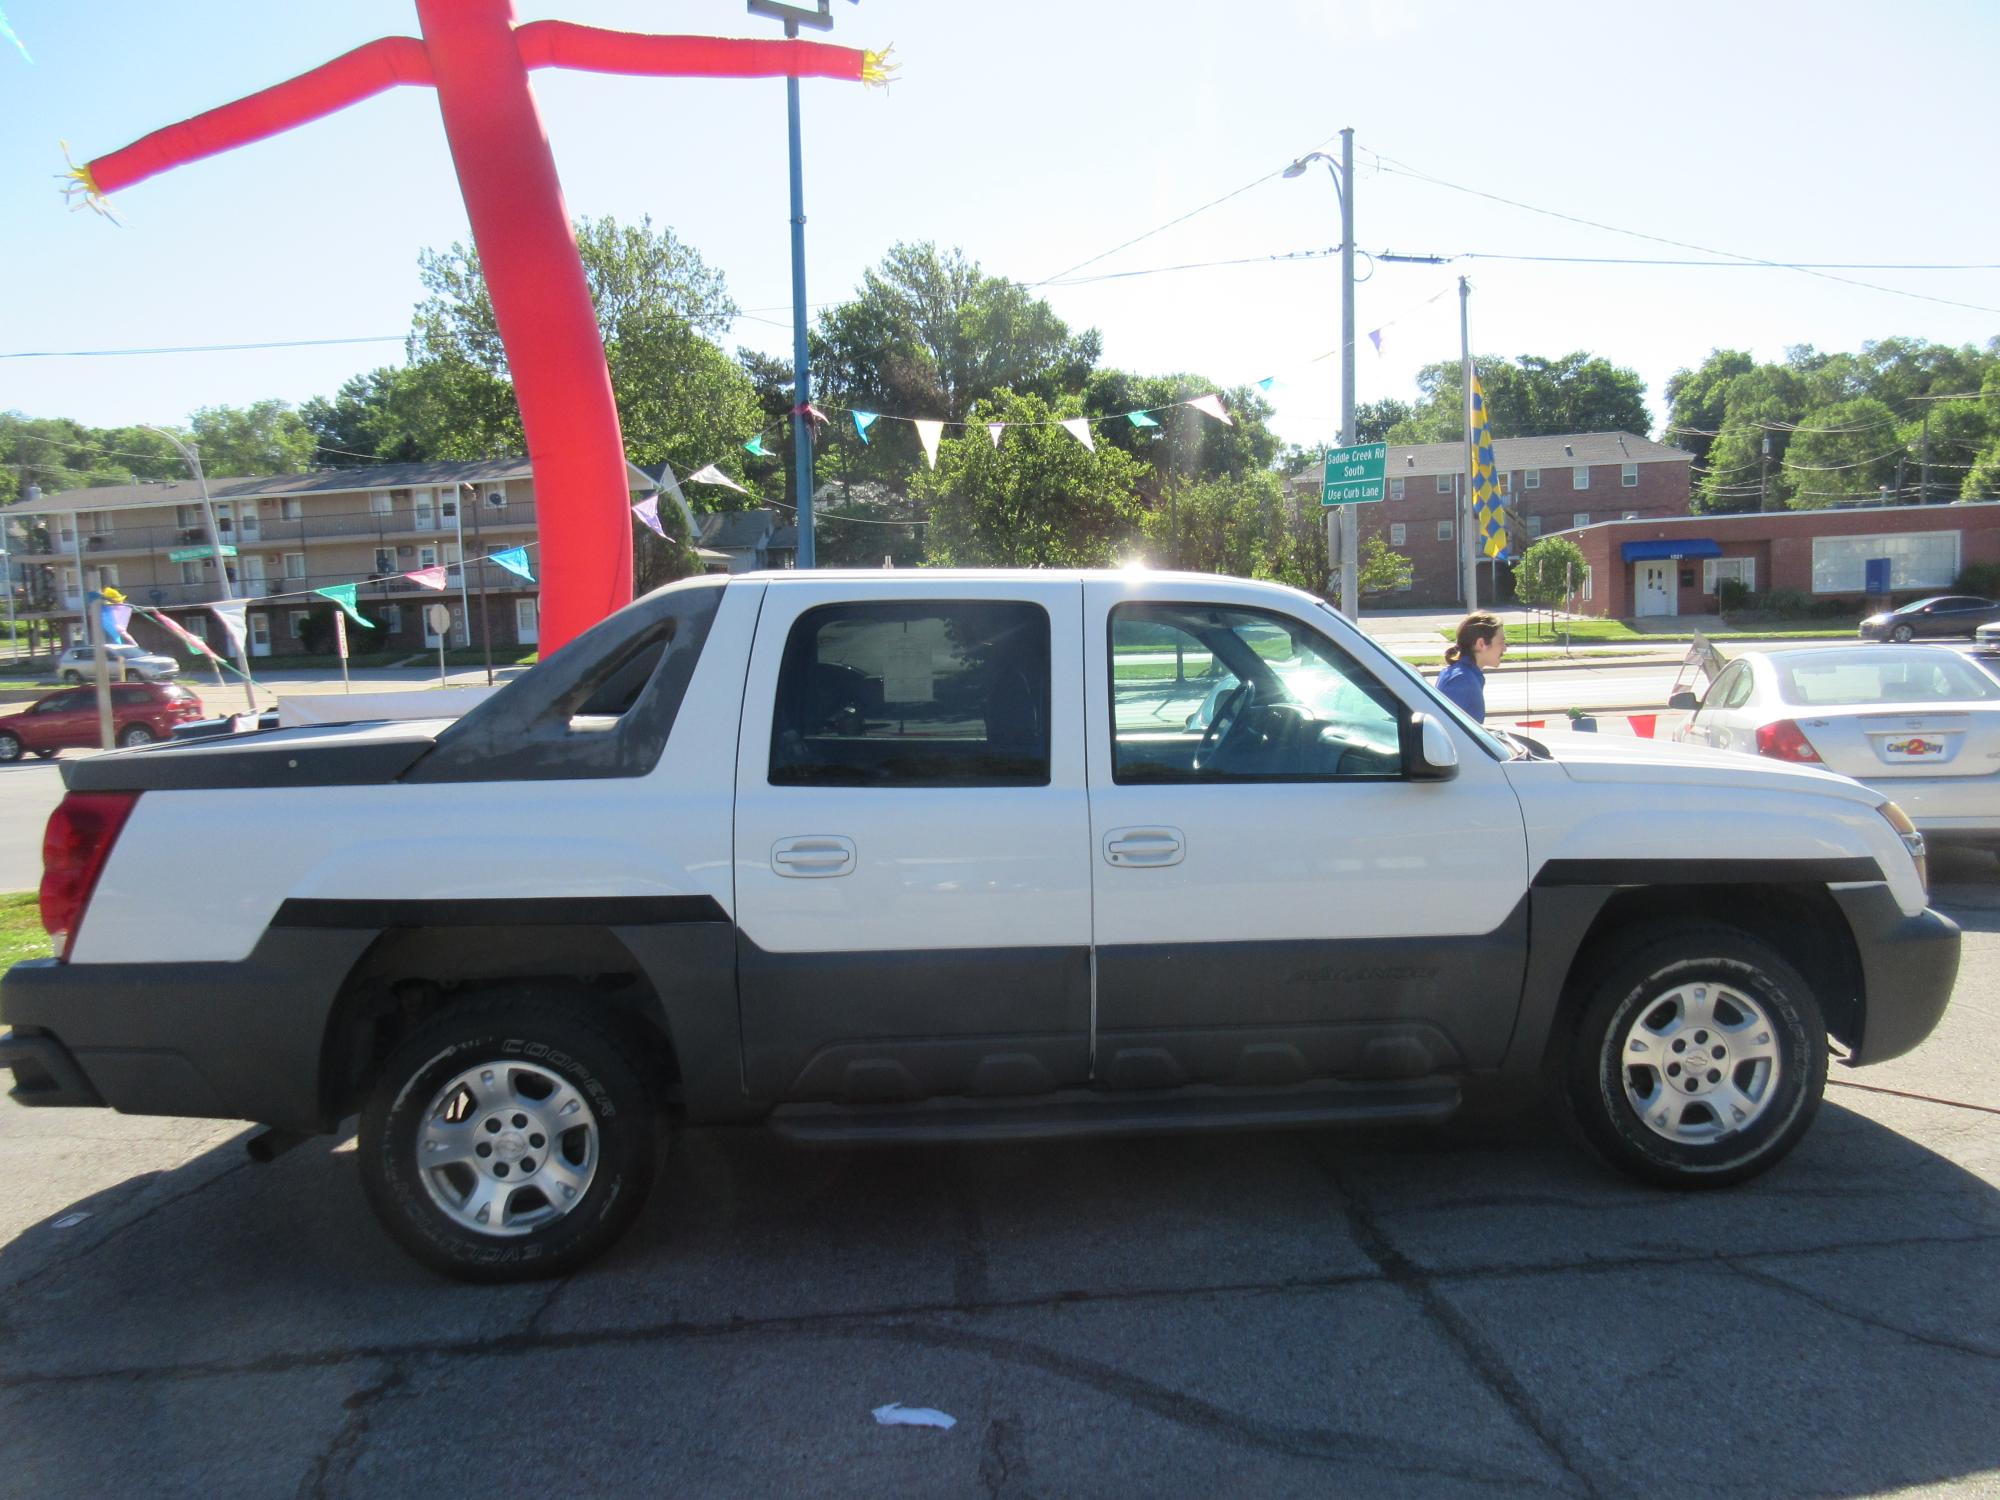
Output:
top-left (1, 855), bottom-right (1996, 1497)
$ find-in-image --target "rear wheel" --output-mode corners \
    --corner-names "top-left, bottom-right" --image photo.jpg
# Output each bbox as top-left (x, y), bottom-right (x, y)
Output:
top-left (1891, 624), bottom-right (1914, 643)
top-left (359, 996), bottom-right (660, 1281)
top-left (60, 669), bottom-right (82, 685)
top-left (0, 731), bottom-right (21, 763)
top-left (116, 724), bottom-right (155, 749)
top-left (1564, 926), bottom-right (1826, 1188)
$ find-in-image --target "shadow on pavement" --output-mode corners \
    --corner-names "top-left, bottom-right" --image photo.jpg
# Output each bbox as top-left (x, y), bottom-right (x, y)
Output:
top-left (0, 1089), bottom-right (1995, 1497)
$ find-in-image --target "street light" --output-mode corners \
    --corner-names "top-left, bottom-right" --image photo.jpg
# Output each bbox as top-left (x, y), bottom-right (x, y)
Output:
top-left (139, 426), bottom-right (258, 712)
top-left (748, 0), bottom-right (857, 570)
top-left (1284, 130), bottom-right (1359, 620)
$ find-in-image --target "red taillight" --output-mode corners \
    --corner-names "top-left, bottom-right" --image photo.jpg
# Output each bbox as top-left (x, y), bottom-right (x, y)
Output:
top-left (1755, 719), bottom-right (1822, 763)
top-left (40, 792), bottom-right (140, 961)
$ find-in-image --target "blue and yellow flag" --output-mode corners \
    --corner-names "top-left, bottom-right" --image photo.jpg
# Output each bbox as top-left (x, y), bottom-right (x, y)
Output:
top-left (1469, 376), bottom-right (1508, 559)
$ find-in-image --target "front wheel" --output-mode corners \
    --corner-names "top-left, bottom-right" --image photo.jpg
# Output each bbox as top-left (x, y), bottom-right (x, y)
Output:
top-left (1891, 624), bottom-right (1915, 643)
top-left (60, 669), bottom-right (82, 685)
top-left (1564, 927), bottom-right (1826, 1188)
top-left (0, 731), bottom-right (21, 763)
top-left (359, 996), bottom-right (660, 1281)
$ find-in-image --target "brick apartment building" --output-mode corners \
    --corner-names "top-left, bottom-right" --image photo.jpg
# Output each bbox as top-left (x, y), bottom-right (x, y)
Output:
top-left (5, 459), bottom-right (651, 660)
top-left (1292, 431), bottom-right (1694, 607)
top-left (1551, 501), bottom-right (2000, 618)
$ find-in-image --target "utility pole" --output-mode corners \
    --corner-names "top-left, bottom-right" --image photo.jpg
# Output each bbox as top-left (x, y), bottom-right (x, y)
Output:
top-left (1283, 127), bottom-right (1357, 618)
top-left (749, 0), bottom-right (837, 569)
top-left (469, 488), bottom-right (494, 684)
top-left (141, 427), bottom-right (256, 713)
top-left (1920, 406), bottom-right (1933, 504)
top-left (1458, 277), bottom-right (1477, 609)
top-left (1760, 433), bottom-right (1772, 512)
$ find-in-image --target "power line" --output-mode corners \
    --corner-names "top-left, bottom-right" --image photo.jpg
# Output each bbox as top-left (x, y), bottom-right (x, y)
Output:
top-left (0, 334), bottom-right (405, 360)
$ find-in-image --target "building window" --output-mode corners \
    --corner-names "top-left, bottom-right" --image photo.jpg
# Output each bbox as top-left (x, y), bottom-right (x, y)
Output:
top-left (380, 604), bottom-right (402, 634)
top-left (1390, 477), bottom-right (1405, 501)
top-left (175, 505), bottom-right (199, 529)
top-left (440, 491), bottom-right (459, 520)
top-left (771, 600), bottom-right (1052, 788)
top-left (374, 548), bottom-right (395, 574)
top-left (182, 614), bottom-right (208, 645)
top-left (1437, 519), bottom-right (1454, 541)
top-left (288, 610), bottom-right (310, 641)
top-left (419, 545), bottom-right (438, 570)
top-left (1811, 531), bottom-right (1960, 594)
top-left (283, 552), bottom-right (307, 580)
top-left (1526, 516), bottom-right (1543, 537)
top-left (1435, 474), bottom-right (1453, 494)
top-left (369, 492), bottom-right (394, 516)
top-left (1497, 472), bottom-right (1511, 494)
top-left (1395, 574), bottom-right (1412, 592)
top-left (1703, 557), bottom-right (1757, 594)
top-left (1572, 465), bottom-right (1591, 490)
top-left (1523, 469), bottom-right (1541, 489)
top-left (179, 561), bottom-right (200, 585)
top-left (1621, 463), bottom-right (1639, 488)
top-left (1389, 523), bottom-right (1406, 546)
top-left (1581, 566), bottom-right (1593, 601)
top-left (1572, 513), bottom-right (1591, 529)
top-left (281, 497), bottom-right (305, 520)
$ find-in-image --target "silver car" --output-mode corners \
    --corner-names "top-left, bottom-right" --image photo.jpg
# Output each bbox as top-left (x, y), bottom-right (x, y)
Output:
top-left (56, 643), bottom-right (181, 685)
top-left (1673, 643), bottom-right (2000, 848)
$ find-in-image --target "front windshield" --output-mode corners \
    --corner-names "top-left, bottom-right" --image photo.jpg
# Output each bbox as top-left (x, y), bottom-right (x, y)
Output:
top-left (1317, 602), bottom-right (1514, 759)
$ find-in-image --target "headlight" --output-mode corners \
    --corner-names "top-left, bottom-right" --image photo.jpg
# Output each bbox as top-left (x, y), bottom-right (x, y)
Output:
top-left (1878, 800), bottom-right (1927, 895)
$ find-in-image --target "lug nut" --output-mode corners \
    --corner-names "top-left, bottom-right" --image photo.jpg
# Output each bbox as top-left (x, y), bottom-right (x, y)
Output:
top-left (494, 1162), bottom-right (510, 1177)
top-left (475, 1142), bottom-right (492, 1158)
top-left (512, 1114), bottom-right (528, 1128)
top-left (484, 1119), bottom-right (501, 1133)
top-left (529, 1133), bottom-right (546, 1149)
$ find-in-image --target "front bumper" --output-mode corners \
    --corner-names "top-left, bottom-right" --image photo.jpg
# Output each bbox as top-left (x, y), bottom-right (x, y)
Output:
top-left (1832, 886), bottom-right (1960, 1065)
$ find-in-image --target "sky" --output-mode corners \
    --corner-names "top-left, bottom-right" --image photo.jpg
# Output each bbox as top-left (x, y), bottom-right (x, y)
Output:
top-left (1, 0), bottom-right (1997, 465)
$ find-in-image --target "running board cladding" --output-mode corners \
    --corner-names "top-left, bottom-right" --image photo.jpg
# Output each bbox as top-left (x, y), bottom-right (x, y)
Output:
top-left (768, 1078), bottom-right (1462, 1145)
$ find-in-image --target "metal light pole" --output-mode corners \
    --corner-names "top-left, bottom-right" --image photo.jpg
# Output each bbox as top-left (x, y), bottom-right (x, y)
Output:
top-left (140, 426), bottom-right (257, 712)
top-left (750, 0), bottom-right (847, 569)
top-left (1458, 277), bottom-right (1477, 608)
top-left (1285, 127), bottom-right (1358, 619)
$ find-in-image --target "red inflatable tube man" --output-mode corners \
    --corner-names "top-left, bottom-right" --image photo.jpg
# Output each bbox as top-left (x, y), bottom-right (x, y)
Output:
top-left (69, 2), bottom-right (889, 653)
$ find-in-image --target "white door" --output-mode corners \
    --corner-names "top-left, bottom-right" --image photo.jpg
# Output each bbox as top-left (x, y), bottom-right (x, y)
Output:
top-left (731, 576), bottom-right (1091, 1101)
top-left (239, 504), bottom-right (261, 542)
top-left (249, 613), bottom-right (272, 658)
top-left (515, 598), bottom-right (539, 645)
top-left (1083, 578), bottom-right (1530, 1080)
top-left (239, 554), bottom-right (267, 595)
top-left (1637, 562), bottom-right (1674, 617)
top-left (413, 489), bottom-right (435, 530)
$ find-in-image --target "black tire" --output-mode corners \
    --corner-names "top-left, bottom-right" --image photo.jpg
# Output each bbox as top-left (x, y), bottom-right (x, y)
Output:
top-left (60, 669), bottom-right (82, 684)
top-left (31, 748), bottom-right (57, 760)
top-left (1891, 624), bottom-right (1914, 643)
top-left (1563, 925), bottom-right (1827, 1188)
top-left (359, 996), bottom-right (659, 1282)
top-left (116, 724), bottom-right (155, 749)
top-left (0, 731), bottom-right (21, 763)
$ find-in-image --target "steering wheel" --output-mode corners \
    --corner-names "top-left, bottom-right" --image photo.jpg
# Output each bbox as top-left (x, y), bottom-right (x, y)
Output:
top-left (1194, 683), bottom-right (1253, 771)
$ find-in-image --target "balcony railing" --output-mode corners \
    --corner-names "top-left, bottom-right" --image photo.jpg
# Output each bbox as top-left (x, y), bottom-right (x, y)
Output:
top-left (20, 503), bottom-right (541, 559)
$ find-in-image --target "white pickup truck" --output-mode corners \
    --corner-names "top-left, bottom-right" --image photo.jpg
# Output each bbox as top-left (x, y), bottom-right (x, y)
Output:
top-left (0, 570), bottom-right (1958, 1280)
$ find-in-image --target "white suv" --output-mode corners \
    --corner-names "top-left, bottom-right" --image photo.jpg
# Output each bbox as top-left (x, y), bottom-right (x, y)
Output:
top-left (56, 643), bottom-right (181, 684)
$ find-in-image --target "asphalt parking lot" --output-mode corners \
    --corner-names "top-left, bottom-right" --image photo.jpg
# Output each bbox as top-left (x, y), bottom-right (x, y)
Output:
top-left (1, 856), bottom-right (1996, 1498)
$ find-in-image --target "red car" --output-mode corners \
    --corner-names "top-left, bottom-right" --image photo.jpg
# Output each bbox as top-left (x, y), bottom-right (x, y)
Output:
top-left (0, 682), bottom-right (206, 761)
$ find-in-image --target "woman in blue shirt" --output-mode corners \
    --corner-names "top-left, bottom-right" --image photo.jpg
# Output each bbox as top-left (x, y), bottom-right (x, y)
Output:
top-left (1435, 612), bottom-right (1506, 722)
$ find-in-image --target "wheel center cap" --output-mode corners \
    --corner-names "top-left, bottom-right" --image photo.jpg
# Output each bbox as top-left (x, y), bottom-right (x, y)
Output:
top-left (494, 1132), bottom-right (527, 1162)
top-left (1684, 1049), bottom-right (1711, 1073)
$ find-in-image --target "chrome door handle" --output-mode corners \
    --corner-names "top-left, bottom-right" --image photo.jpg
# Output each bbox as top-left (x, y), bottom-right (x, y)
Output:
top-left (771, 836), bottom-right (856, 878)
top-left (1104, 827), bottom-right (1185, 867)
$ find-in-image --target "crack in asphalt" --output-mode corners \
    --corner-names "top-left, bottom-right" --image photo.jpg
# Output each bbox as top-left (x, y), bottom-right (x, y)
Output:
top-left (1717, 1258), bottom-right (2000, 1362)
top-left (943, 1152), bottom-right (991, 1311)
top-left (292, 1360), bottom-right (408, 1500)
top-left (1309, 1140), bottom-right (1604, 1500)
top-left (4, 1227), bottom-right (1995, 1395)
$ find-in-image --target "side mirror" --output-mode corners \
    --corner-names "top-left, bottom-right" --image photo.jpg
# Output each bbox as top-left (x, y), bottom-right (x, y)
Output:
top-left (1407, 712), bottom-right (1459, 781)
top-left (1668, 691), bottom-right (1700, 711)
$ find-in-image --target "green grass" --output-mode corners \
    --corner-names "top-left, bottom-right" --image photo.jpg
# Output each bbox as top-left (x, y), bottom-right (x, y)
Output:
top-left (257, 646), bottom-right (540, 670)
top-left (1453, 620), bottom-right (1859, 646)
top-left (0, 892), bottom-right (53, 968)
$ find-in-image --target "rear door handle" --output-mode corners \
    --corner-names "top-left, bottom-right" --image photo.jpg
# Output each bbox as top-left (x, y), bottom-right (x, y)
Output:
top-left (771, 835), bottom-right (856, 878)
top-left (1104, 826), bottom-right (1185, 867)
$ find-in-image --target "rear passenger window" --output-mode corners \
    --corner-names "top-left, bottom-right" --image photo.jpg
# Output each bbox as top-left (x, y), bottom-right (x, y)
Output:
top-left (770, 601), bottom-right (1050, 787)
top-left (110, 686), bottom-right (150, 707)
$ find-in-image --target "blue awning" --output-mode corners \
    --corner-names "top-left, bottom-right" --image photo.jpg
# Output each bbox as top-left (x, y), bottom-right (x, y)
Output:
top-left (1621, 538), bottom-right (1721, 563)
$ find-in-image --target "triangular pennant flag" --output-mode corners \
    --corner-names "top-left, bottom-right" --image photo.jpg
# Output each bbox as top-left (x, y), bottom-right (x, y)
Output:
top-left (687, 463), bottom-right (749, 495)
top-left (632, 496), bottom-right (667, 537)
top-left (743, 433), bottom-right (769, 457)
top-left (406, 565), bottom-right (449, 591)
top-left (209, 600), bottom-right (249, 657)
top-left (915, 419), bottom-right (944, 469)
top-left (0, 7), bottom-right (32, 64)
top-left (1368, 329), bottom-right (1385, 355)
top-left (148, 608), bottom-right (215, 658)
top-left (1256, 376), bottom-right (1278, 393)
top-left (852, 410), bottom-right (879, 445)
top-left (1126, 411), bottom-right (1160, 429)
top-left (488, 547), bottom-right (535, 582)
top-left (986, 423), bottom-right (1004, 448)
top-left (1185, 393), bottom-right (1233, 426)
top-left (108, 603), bottom-right (133, 638)
top-left (1060, 418), bottom-right (1095, 451)
top-left (314, 583), bottom-right (374, 627)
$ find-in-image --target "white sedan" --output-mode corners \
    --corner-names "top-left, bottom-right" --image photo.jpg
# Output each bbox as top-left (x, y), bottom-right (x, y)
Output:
top-left (1672, 644), bottom-right (2000, 848)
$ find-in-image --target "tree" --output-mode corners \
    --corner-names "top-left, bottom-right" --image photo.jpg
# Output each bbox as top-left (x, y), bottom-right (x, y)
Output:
top-left (183, 402), bottom-right (315, 475)
top-left (1083, 372), bottom-right (1278, 501)
top-left (1513, 535), bottom-right (1588, 617)
top-left (1354, 398), bottom-right (1413, 444)
top-left (1662, 349), bottom-right (1755, 469)
top-left (1390, 353), bottom-right (1650, 443)
top-left (1139, 472), bottom-right (1281, 577)
top-left (1357, 534), bottom-right (1413, 596)
top-left (1780, 398), bottom-right (1901, 509)
top-left (912, 391), bottom-right (1144, 567)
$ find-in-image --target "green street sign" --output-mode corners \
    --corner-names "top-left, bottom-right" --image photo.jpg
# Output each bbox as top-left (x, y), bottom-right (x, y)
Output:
top-left (1320, 442), bottom-right (1387, 505)
top-left (167, 544), bottom-right (238, 562)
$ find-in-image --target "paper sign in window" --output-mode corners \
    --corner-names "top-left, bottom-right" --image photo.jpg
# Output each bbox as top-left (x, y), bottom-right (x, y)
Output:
top-left (883, 636), bottom-right (935, 703)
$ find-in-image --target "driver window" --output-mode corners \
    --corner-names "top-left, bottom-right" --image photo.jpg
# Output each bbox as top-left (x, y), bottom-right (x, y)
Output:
top-left (1108, 603), bottom-right (1404, 783)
